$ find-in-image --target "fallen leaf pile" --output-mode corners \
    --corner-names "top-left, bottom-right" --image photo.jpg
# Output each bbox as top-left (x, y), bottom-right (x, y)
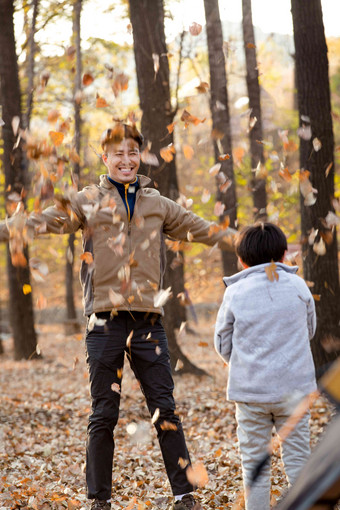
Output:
top-left (0, 315), bottom-right (337, 510)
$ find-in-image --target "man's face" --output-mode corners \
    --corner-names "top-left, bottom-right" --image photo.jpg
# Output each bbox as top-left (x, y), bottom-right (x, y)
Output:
top-left (102, 138), bottom-right (140, 184)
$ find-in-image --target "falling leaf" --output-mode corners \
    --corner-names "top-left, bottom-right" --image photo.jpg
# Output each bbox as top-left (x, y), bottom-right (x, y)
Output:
top-left (141, 147), bottom-right (159, 166)
top-left (175, 359), bottom-right (184, 371)
top-left (154, 287), bottom-right (172, 308)
top-left (209, 163), bottom-right (221, 176)
top-left (320, 229), bottom-right (333, 245)
top-left (178, 457), bottom-right (189, 469)
top-left (313, 294), bottom-right (321, 301)
top-left (65, 45), bottom-right (76, 59)
top-left (160, 144), bottom-right (176, 162)
top-left (297, 125), bottom-right (312, 140)
top-left (278, 166), bottom-right (292, 182)
top-left (12, 116), bottom-right (20, 135)
top-left (313, 238), bottom-right (326, 256)
top-left (325, 211), bottom-right (339, 228)
top-left (313, 137), bottom-right (322, 152)
top-left (198, 341), bottom-right (209, 347)
top-left (160, 421), bottom-right (177, 431)
top-left (112, 72), bottom-right (129, 96)
top-left (40, 69), bottom-right (50, 87)
top-left (183, 144), bottom-right (194, 160)
top-left (87, 313), bottom-right (107, 332)
top-left (195, 81), bottom-right (209, 93)
top-left (111, 383), bottom-right (121, 394)
top-left (80, 252), bottom-right (94, 264)
top-left (167, 122), bottom-right (176, 134)
top-left (152, 53), bottom-right (160, 74)
top-left (22, 284), bottom-right (32, 295)
top-left (151, 408), bottom-right (160, 424)
top-left (189, 22), bottom-right (202, 36)
top-left (233, 146), bottom-right (245, 163)
top-left (180, 109), bottom-right (205, 127)
top-left (82, 73), bottom-right (94, 86)
top-left (126, 330), bottom-right (133, 348)
top-left (283, 139), bottom-right (298, 152)
top-left (186, 462), bottom-right (209, 487)
top-left (265, 262), bottom-right (279, 282)
top-left (47, 109), bottom-right (60, 123)
top-left (187, 231), bottom-right (194, 242)
top-left (246, 42), bottom-right (256, 49)
top-left (218, 153), bottom-right (231, 161)
top-left (201, 189), bottom-right (211, 203)
top-left (325, 162), bottom-right (333, 177)
top-left (109, 289), bottom-right (125, 307)
top-left (249, 116), bottom-right (257, 131)
top-left (96, 93), bottom-right (109, 108)
top-left (214, 201), bottom-right (225, 216)
top-left (0, 118), bottom-right (5, 127)
top-left (49, 131), bottom-right (64, 147)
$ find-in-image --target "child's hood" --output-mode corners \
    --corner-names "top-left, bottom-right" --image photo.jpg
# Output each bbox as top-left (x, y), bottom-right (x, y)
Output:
top-left (223, 262), bottom-right (299, 287)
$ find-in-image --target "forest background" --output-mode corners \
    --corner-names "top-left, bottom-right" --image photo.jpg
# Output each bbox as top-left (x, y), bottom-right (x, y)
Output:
top-left (0, 0), bottom-right (340, 508)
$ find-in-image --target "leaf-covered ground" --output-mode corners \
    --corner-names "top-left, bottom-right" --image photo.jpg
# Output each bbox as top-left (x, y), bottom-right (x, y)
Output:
top-left (0, 316), bottom-right (336, 510)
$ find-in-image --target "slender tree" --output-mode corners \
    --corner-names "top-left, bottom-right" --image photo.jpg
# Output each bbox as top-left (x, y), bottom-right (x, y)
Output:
top-left (0, 0), bottom-right (38, 359)
top-left (65, 0), bottom-right (82, 333)
top-left (242, 0), bottom-right (267, 220)
top-left (203, 0), bottom-right (238, 276)
top-left (24, 0), bottom-right (39, 129)
top-left (129, 0), bottom-right (204, 374)
top-left (291, 0), bottom-right (340, 374)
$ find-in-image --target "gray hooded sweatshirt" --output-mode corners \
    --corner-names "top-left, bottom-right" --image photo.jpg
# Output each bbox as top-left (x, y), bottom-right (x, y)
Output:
top-left (214, 263), bottom-right (317, 403)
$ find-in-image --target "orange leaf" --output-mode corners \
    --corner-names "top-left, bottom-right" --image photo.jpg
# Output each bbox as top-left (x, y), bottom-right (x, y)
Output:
top-left (218, 153), bottom-right (231, 161)
top-left (186, 462), bottom-right (209, 487)
top-left (183, 144), bottom-right (194, 160)
top-left (246, 42), bottom-right (256, 49)
top-left (80, 252), bottom-right (94, 264)
top-left (160, 143), bottom-right (176, 162)
top-left (96, 94), bottom-right (109, 108)
top-left (82, 73), bottom-right (94, 86)
top-left (180, 109), bottom-right (205, 127)
top-left (167, 122), bottom-right (176, 134)
top-left (278, 166), bottom-right (292, 182)
top-left (47, 109), bottom-right (60, 123)
top-left (49, 131), bottom-right (64, 147)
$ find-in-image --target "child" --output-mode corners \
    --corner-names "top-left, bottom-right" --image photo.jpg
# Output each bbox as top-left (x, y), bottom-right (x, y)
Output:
top-left (214, 222), bottom-right (317, 510)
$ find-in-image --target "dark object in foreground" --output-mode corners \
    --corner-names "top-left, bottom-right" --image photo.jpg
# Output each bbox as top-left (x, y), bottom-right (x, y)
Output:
top-left (275, 413), bottom-right (340, 509)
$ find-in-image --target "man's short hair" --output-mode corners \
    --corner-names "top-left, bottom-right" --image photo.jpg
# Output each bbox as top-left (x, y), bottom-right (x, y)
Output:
top-left (100, 122), bottom-right (144, 152)
top-left (235, 222), bottom-right (288, 267)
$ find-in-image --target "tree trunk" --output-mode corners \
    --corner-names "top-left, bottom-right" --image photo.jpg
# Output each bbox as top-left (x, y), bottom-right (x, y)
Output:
top-left (65, 0), bottom-right (82, 334)
top-left (291, 0), bottom-right (340, 375)
top-left (24, 0), bottom-right (39, 129)
top-left (129, 0), bottom-right (205, 375)
top-left (0, 0), bottom-right (38, 360)
top-left (242, 0), bottom-right (267, 220)
top-left (203, 0), bottom-right (238, 276)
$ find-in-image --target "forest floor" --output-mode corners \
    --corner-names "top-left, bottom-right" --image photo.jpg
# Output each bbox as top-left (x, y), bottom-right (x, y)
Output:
top-left (0, 307), bottom-right (338, 510)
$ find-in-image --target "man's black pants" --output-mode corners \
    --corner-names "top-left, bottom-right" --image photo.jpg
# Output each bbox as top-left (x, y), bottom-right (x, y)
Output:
top-left (85, 311), bottom-right (194, 500)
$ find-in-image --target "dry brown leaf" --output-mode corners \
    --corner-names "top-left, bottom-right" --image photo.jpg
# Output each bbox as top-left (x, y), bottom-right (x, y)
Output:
top-left (265, 262), bottom-right (279, 282)
top-left (82, 73), bottom-right (94, 86)
top-left (189, 22), bottom-right (202, 36)
top-left (96, 94), bottom-right (109, 108)
top-left (182, 144), bottom-right (194, 160)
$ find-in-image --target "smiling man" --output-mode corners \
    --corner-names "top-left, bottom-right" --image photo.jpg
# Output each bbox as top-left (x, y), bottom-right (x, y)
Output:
top-left (0, 122), bottom-right (235, 510)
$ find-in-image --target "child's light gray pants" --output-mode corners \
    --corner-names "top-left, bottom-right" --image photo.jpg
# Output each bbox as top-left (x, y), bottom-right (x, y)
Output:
top-left (235, 400), bottom-right (311, 510)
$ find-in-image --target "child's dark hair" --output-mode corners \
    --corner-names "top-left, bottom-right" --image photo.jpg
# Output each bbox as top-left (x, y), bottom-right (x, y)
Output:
top-left (100, 122), bottom-right (144, 151)
top-left (235, 222), bottom-right (287, 267)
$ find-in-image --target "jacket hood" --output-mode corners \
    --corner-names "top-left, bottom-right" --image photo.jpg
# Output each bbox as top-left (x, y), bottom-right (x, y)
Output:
top-left (99, 173), bottom-right (151, 189)
top-left (223, 262), bottom-right (299, 287)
